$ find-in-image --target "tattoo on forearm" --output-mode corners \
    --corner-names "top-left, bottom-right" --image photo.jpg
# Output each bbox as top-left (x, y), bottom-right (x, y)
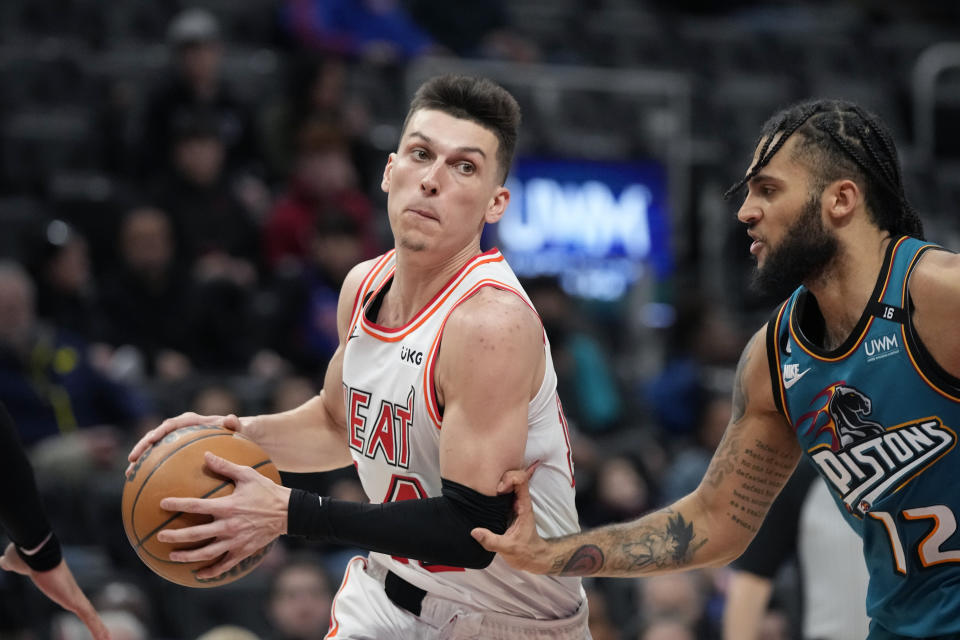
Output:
top-left (555, 513), bottom-right (707, 577)
top-left (557, 545), bottom-right (604, 575)
top-left (702, 333), bottom-right (795, 533)
top-left (725, 438), bottom-right (794, 533)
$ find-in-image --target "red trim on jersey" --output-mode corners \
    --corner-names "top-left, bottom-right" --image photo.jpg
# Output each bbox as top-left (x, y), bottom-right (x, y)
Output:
top-left (360, 249), bottom-right (504, 343)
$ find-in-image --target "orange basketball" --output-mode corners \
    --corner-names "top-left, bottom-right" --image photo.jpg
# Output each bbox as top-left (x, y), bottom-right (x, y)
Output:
top-left (121, 425), bottom-right (282, 588)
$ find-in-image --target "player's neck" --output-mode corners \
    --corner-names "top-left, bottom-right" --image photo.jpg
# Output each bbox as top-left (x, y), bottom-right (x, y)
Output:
top-left (381, 243), bottom-right (483, 327)
top-left (805, 230), bottom-right (892, 350)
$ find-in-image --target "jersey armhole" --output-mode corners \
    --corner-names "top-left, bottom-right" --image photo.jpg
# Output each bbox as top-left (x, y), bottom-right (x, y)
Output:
top-left (347, 252), bottom-right (395, 333)
top-left (766, 302), bottom-right (789, 418)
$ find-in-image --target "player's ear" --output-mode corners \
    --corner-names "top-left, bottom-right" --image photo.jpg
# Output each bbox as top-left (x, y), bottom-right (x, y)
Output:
top-left (825, 178), bottom-right (860, 224)
top-left (485, 186), bottom-right (510, 224)
top-left (381, 153), bottom-right (397, 193)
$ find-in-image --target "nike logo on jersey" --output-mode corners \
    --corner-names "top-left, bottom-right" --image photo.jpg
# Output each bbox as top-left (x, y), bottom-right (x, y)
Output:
top-left (783, 365), bottom-right (811, 389)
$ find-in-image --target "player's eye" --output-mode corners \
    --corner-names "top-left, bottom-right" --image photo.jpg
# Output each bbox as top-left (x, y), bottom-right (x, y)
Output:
top-left (457, 162), bottom-right (475, 175)
top-left (411, 148), bottom-right (429, 160)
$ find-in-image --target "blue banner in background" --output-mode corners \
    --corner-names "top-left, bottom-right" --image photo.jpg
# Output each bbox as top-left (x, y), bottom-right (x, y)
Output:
top-left (485, 157), bottom-right (672, 301)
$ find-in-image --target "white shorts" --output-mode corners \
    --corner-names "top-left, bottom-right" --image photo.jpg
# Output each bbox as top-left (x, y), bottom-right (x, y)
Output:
top-left (325, 556), bottom-right (591, 640)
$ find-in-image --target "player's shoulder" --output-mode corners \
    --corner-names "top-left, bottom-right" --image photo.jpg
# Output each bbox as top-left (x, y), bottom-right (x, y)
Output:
top-left (739, 323), bottom-right (780, 412)
top-left (911, 248), bottom-right (960, 300)
top-left (742, 324), bottom-right (772, 375)
top-left (444, 286), bottom-right (541, 345)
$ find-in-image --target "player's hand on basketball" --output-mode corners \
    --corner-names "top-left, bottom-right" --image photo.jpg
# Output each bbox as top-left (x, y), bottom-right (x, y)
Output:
top-left (471, 462), bottom-right (552, 574)
top-left (0, 543), bottom-right (111, 640)
top-left (125, 412), bottom-right (243, 476)
top-left (157, 451), bottom-right (290, 579)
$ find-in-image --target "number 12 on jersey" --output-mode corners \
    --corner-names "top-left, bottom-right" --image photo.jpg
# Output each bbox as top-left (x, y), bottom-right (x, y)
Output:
top-left (871, 505), bottom-right (960, 574)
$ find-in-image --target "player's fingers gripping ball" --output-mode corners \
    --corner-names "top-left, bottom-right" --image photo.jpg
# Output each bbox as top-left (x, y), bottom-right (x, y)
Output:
top-left (121, 425), bottom-right (281, 587)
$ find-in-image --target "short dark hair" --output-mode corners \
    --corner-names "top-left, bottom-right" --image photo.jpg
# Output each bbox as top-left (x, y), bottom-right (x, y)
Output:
top-left (400, 75), bottom-right (521, 184)
top-left (725, 99), bottom-right (924, 240)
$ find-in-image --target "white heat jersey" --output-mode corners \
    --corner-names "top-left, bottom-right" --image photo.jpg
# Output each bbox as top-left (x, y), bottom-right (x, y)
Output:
top-left (340, 248), bottom-right (584, 619)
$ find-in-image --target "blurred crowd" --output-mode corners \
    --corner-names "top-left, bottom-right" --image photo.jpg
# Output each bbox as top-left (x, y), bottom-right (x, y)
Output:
top-left (1, 1), bottom-right (958, 639)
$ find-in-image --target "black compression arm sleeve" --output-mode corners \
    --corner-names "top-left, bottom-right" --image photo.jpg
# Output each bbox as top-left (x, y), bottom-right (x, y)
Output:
top-left (287, 478), bottom-right (512, 569)
top-left (0, 401), bottom-right (62, 571)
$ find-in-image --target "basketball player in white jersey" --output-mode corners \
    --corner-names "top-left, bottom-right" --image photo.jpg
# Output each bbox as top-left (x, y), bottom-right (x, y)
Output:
top-left (126, 75), bottom-right (589, 639)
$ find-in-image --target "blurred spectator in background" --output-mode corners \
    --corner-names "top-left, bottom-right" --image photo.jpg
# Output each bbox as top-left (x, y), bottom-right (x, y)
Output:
top-left (281, 0), bottom-right (436, 61)
top-left (660, 394), bottom-right (730, 503)
top-left (196, 625), bottom-right (262, 640)
top-left (154, 110), bottom-right (262, 272)
top-left (583, 584), bottom-right (619, 640)
top-left (29, 220), bottom-right (108, 346)
top-left (53, 609), bottom-right (146, 640)
top-left (191, 381), bottom-right (244, 419)
top-left (268, 215), bottom-right (365, 373)
top-left (266, 552), bottom-right (333, 640)
top-left (269, 375), bottom-right (318, 414)
top-left (639, 617), bottom-right (696, 640)
top-left (138, 8), bottom-right (259, 179)
top-left (263, 121), bottom-right (378, 271)
top-left (578, 455), bottom-right (656, 529)
top-left (98, 206), bottom-right (194, 381)
top-left (259, 55), bottom-right (376, 187)
top-left (643, 289), bottom-right (743, 442)
top-left (92, 579), bottom-right (154, 636)
top-left (0, 261), bottom-right (151, 449)
top-left (635, 572), bottom-right (718, 639)
top-left (524, 276), bottom-right (623, 433)
top-left (146, 111), bottom-right (272, 373)
top-left (406, 0), bottom-right (539, 62)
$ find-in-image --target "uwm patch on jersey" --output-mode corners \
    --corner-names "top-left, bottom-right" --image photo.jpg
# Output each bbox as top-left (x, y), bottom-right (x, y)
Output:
top-left (800, 382), bottom-right (957, 517)
top-left (344, 384), bottom-right (414, 468)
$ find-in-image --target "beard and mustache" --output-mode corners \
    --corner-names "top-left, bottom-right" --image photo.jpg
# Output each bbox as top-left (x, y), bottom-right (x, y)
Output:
top-left (750, 191), bottom-right (840, 300)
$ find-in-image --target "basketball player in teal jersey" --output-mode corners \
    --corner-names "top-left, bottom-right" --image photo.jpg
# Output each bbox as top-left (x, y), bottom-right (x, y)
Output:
top-left (473, 99), bottom-right (960, 639)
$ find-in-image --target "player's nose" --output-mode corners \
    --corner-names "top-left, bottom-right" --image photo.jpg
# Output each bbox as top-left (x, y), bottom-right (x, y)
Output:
top-left (737, 201), bottom-right (761, 225)
top-left (420, 161), bottom-right (441, 195)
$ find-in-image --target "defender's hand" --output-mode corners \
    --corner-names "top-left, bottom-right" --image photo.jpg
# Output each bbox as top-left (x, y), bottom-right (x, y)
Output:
top-left (471, 463), bottom-right (552, 574)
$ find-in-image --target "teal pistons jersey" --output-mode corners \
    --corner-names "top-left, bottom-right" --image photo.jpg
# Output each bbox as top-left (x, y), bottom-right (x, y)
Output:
top-left (766, 236), bottom-right (960, 638)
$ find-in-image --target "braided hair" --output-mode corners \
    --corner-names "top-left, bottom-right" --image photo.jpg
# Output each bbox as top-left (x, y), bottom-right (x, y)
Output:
top-left (725, 99), bottom-right (924, 240)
